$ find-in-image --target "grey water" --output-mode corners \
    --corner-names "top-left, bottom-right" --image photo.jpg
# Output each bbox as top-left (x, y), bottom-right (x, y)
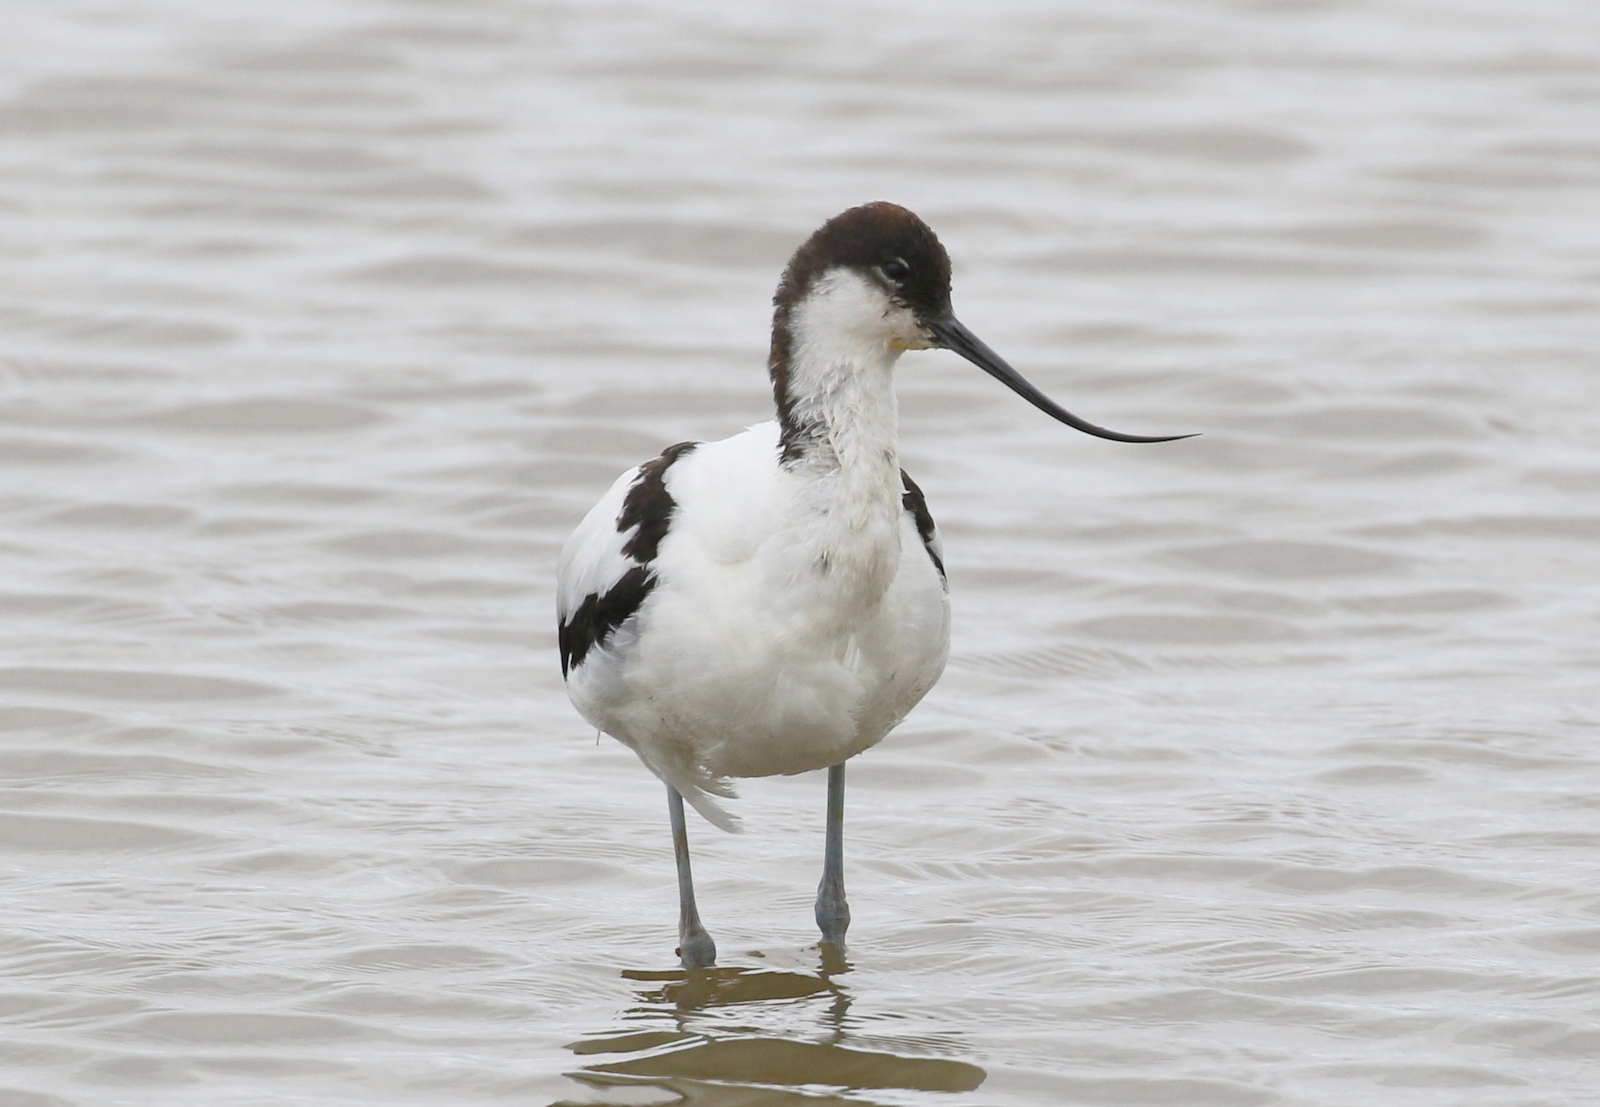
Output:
top-left (2, 1), bottom-right (1599, 1104)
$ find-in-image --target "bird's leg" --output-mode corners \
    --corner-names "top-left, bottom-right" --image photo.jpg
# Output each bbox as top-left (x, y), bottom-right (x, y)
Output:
top-left (667, 785), bottom-right (716, 968)
top-left (815, 762), bottom-right (851, 952)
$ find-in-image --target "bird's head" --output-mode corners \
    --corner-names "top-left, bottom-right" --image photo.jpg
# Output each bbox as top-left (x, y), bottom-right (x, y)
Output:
top-left (773, 202), bottom-right (1194, 444)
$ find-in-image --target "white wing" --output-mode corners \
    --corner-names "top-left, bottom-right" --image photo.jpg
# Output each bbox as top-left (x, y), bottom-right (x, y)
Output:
top-left (556, 465), bottom-right (641, 628)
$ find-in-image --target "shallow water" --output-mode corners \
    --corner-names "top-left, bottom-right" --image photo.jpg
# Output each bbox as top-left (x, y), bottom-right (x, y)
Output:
top-left (3, 1), bottom-right (1599, 1104)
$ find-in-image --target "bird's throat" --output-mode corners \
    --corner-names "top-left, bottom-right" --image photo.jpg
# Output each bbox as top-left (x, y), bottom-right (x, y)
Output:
top-left (772, 311), bottom-right (906, 616)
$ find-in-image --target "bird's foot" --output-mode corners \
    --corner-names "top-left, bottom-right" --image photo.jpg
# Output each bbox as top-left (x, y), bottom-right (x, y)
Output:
top-left (815, 897), bottom-right (850, 954)
top-left (677, 923), bottom-right (717, 969)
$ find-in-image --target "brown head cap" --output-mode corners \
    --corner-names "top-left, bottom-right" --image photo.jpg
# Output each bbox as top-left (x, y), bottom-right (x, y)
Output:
top-left (772, 202), bottom-right (952, 321)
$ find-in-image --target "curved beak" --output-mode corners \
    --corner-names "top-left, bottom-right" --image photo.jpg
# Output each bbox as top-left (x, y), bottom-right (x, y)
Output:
top-left (927, 315), bottom-right (1195, 444)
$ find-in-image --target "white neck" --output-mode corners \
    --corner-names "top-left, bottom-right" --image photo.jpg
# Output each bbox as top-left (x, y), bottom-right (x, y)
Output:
top-left (772, 269), bottom-right (908, 614)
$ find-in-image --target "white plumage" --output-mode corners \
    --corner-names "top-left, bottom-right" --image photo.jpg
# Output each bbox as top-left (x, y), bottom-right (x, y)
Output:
top-left (554, 202), bottom-right (1185, 966)
top-left (559, 420), bottom-right (949, 832)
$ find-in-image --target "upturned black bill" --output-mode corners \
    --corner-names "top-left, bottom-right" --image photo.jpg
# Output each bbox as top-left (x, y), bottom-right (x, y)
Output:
top-left (928, 315), bottom-right (1195, 444)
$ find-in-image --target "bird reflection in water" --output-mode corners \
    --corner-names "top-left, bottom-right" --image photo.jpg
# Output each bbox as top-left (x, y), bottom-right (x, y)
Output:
top-left (561, 956), bottom-right (985, 1105)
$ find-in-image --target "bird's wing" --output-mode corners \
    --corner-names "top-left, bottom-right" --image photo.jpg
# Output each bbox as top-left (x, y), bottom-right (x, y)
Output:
top-left (556, 441), bottom-right (700, 677)
top-left (556, 466), bottom-right (639, 627)
top-left (899, 468), bottom-right (946, 586)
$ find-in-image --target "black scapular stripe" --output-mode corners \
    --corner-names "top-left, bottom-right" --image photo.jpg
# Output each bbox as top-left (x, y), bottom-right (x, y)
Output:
top-left (900, 469), bottom-right (945, 581)
top-left (560, 565), bottom-right (655, 677)
top-left (559, 441), bottom-right (699, 677)
top-left (618, 441), bottom-right (698, 562)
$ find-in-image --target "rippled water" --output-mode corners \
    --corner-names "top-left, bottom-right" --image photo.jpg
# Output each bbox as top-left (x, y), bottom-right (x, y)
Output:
top-left (3, 1), bottom-right (1599, 1104)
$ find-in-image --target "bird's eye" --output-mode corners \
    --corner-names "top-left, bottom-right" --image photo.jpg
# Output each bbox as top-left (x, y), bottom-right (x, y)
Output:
top-left (881, 259), bottom-right (909, 282)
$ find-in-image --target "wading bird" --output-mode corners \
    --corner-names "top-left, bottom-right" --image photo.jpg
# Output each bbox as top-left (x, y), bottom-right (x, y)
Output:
top-left (557, 202), bottom-right (1188, 967)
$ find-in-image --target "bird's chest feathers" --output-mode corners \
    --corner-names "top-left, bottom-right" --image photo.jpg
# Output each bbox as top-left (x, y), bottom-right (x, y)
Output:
top-left (797, 447), bottom-right (902, 612)
top-left (778, 284), bottom-right (908, 620)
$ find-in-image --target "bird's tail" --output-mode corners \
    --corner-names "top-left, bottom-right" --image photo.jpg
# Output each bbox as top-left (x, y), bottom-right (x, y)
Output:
top-left (632, 745), bottom-right (742, 834)
top-left (674, 777), bottom-right (742, 834)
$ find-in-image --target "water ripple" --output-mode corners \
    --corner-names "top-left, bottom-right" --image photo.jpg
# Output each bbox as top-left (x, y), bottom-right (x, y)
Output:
top-left (2, 1), bottom-right (1598, 1104)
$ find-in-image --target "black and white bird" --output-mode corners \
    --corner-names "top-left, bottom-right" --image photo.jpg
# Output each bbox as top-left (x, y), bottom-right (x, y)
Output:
top-left (557, 202), bottom-right (1187, 968)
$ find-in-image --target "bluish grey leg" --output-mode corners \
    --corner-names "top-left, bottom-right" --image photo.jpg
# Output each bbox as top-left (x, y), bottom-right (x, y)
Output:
top-left (815, 762), bottom-right (850, 951)
top-left (668, 786), bottom-right (716, 968)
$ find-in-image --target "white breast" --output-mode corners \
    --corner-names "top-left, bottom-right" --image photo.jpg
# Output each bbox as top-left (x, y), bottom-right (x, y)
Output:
top-left (558, 421), bottom-right (949, 830)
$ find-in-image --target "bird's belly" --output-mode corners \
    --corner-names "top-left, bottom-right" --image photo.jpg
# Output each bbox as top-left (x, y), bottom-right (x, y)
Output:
top-left (573, 565), bottom-right (950, 780)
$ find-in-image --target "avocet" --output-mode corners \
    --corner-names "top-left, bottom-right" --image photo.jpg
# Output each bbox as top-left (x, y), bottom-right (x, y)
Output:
top-left (557, 202), bottom-right (1188, 967)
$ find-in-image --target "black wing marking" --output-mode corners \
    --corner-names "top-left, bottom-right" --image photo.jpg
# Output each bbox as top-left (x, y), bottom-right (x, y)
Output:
top-left (900, 468), bottom-right (945, 583)
top-left (559, 441), bottom-right (699, 677)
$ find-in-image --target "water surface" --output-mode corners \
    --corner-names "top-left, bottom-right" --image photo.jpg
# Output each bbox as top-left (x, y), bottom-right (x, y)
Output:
top-left (2, 1), bottom-right (1599, 1104)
